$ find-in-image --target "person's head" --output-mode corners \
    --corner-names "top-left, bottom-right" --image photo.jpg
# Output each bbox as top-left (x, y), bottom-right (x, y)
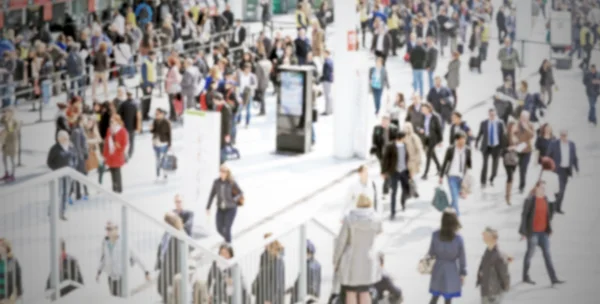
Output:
top-left (117, 86), bottom-right (127, 99)
top-left (540, 123), bottom-right (552, 137)
top-left (519, 110), bottom-right (530, 123)
top-left (2, 107), bottom-right (14, 120)
top-left (451, 111), bottom-right (462, 125)
top-left (451, 50), bottom-right (460, 60)
top-left (542, 59), bottom-right (550, 69)
top-left (559, 129), bottom-right (568, 142)
top-left (174, 194), bottom-right (183, 211)
top-left (410, 32), bottom-right (417, 42)
top-left (454, 131), bottom-right (467, 147)
top-left (482, 227), bottom-right (499, 247)
top-left (396, 92), bottom-right (405, 106)
top-left (434, 76), bottom-right (442, 88)
top-left (416, 37), bottom-right (423, 46)
top-left (375, 55), bottom-right (384, 67)
top-left (264, 233), bottom-right (284, 257)
top-left (403, 122), bottom-right (415, 135)
top-left (219, 164), bottom-right (232, 181)
top-left (356, 194), bottom-right (373, 209)
top-left (306, 240), bottom-right (316, 259)
top-left (57, 130), bottom-right (70, 146)
top-left (98, 42), bottom-right (108, 53)
top-left (218, 243), bottom-right (234, 259)
top-left (488, 108), bottom-right (497, 121)
top-left (164, 212), bottom-right (184, 231)
top-left (243, 62), bottom-right (252, 74)
top-left (381, 114), bottom-right (390, 128)
top-left (357, 164), bottom-right (369, 181)
top-left (519, 80), bottom-right (528, 93)
top-left (541, 156), bottom-right (555, 171)
top-left (298, 28), bottom-right (306, 38)
top-left (412, 93), bottom-right (421, 105)
top-left (421, 103), bottom-right (433, 115)
top-left (105, 221), bottom-right (119, 239)
top-left (591, 64), bottom-right (597, 73)
top-left (148, 51), bottom-right (156, 61)
top-left (0, 238), bottom-right (13, 258)
top-left (504, 37), bottom-right (512, 47)
top-left (396, 131), bottom-right (407, 142)
top-left (440, 209), bottom-right (461, 241)
top-left (168, 56), bottom-right (179, 68)
top-left (110, 115), bottom-right (124, 131)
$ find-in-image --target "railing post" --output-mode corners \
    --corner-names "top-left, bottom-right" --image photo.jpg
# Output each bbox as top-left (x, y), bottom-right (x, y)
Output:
top-left (232, 264), bottom-right (242, 304)
top-left (178, 239), bottom-right (189, 304)
top-left (121, 205), bottom-right (130, 298)
top-left (298, 224), bottom-right (308, 302)
top-left (17, 120), bottom-right (23, 167)
top-left (48, 179), bottom-right (61, 301)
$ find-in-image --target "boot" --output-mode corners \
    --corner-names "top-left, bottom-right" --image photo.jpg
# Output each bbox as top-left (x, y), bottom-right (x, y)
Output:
top-left (505, 182), bottom-right (512, 205)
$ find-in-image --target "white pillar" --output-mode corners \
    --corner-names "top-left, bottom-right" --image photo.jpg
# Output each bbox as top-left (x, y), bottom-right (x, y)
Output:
top-left (515, 0), bottom-right (532, 67)
top-left (352, 55), bottom-right (371, 160)
top-left (230, 0), bottom-right (243, 21)
top-left (333, 0), bottom-right (359, 159)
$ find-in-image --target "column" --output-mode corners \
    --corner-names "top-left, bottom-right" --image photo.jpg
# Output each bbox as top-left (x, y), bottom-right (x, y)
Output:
top-left (230, 0), bottom-right (244, 21)
top-left (332, 0), bottom-right (359, 159)
top-left (515, 0), bottom-right (532, 67)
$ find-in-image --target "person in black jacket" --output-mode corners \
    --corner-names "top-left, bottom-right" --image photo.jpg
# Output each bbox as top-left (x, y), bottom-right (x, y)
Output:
top-left (519, 181), bottom-right (565, 286)
top-left (295, 28), bottom-right (312, 65)
top-left (496, 6), bottom-right (507, 44)
top-left (47, 130), bottom-right (76, 221)
top-left (46, 240), bottom-right (84, 298)
top-left (381, 131), bottom-right (412, 218)
top-left (118, 91), bottom-right (140, 159)
top-left (439, 131), bottom-right (472, 216)
top-left (0, 238), bottom-right (23, 302)
top-left (410, 38), bottom-right (427, 98)
top-left (55, 103), bottom-right (71, 141)
top-left (426, 76), bottom-right (454, 126)
top-left (173, 194), bottom-right (194, 236)
top-left (370, 115), bottom-right (399, 196)
top-left (151, 108), bottom-right (172, 180)
top-left (371, 19), bottom-right (392, 65)
top-left (213, 93), bottom-right (233, 164)
top-left (437, 7), bottom-right (451, 56)
top-left (449, 112), bottom-right (473, 146)
top-left (222, 5), bottom-right (235, 31)
top-left (419, 104), bottom-right (442, 180)
top-left (476, 109), bottom-right (506, 188)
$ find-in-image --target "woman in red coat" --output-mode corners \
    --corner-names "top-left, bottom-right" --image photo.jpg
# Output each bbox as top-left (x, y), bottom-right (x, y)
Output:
top-left (103, 115), bottom-right (128, 193)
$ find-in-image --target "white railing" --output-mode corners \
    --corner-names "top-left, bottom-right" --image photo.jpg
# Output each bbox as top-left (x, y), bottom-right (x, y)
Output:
top-left (0, 167), bottom-right (339, 304)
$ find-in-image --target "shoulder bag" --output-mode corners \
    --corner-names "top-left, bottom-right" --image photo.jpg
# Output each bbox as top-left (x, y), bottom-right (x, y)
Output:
top-left (232, 183), bottom-right (245, 206)
top-left (417, 254), bottom-right (435, 274)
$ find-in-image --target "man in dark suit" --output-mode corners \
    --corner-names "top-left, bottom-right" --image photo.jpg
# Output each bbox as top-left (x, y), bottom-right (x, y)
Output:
top-left (381, 131), bottom-right (412, 219)
top-left (419, 103), bottom-right (443, 180)
top-left (370, 18), bottom-right (392, 65)
top-left (222, 5), bottom-right (235, 30)
top-left (405, 94), bottom-right (425, 132)
top-left (546, 130), bottom-right (579, 214)
top-left (230, 19), bottom-right (247, 49)
top-left (449, 112), bottom-right (472, 146)
top-left (295, 28), bottom-right (312, 65)
top-left (410, 38), bottom-right (427, 98)
top-left (173, 194), bottom-right (194, 236)
top-left (426, 76), bottom-right (454, 127)
top-left (496, 6), bottom-right (507, 44)
top-left (371, 115), bottom-right (399, 197)
top-left (476, 108), bottom-right (506, 188)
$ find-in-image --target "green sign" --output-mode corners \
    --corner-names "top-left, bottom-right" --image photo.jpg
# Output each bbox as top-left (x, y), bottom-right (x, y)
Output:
top-left (244, 0), bottom-right (259, 20)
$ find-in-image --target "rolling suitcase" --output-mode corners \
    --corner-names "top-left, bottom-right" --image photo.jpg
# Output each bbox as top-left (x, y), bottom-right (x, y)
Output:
top-left (457, 44), bottom-right (464, 55)
top-left (469, 56), bottom-right (482, 73)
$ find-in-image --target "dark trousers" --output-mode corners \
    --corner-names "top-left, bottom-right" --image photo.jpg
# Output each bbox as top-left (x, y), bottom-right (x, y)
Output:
top-left (389, 29), bottom-right (400, 55)
top-left (497, 27), bottom-right (507, 44)
top-left (127, 130), bottom-right (135, 159)
top-left (523, 232), bottom-right (558, 282)
top-left (109, 167), bottom-right (123, 193)
top-left (168, 94), bottom-right (177, 121)
top-left (430, 296), bottom-right (452, 304)
top-left (480, 146), bottom-right (501, 185)
top-left (517, 152), bottom-right (531, 191)
top-left (70, 179), bottom-right (89, 199)
top-left (216, 207), bottom-right (237, 243)
top-left (390, 170), bottom-right (410, 216)
top-left (108, 277), bottom-right (123, 297)
top-left (141, 86), bottom-right (154, 120)
top-left (556, 167), bottom-right (570, 212)
top-left (255, 88), bottom-right (266, 114)
top-left (505, 165), bottom-right (516, 183)
top-left (374, 50), bottom-right (388, 66)
top-left (374, 275), bottom-right (402, 303)
top-left (451, 89), bottom-right (457, 109)
top-left (501, 69), bottom-right (516, 90)
top-left (59, 176), bottom-right (69, 216)
top-left (423, 140), bottom-right (441, 176)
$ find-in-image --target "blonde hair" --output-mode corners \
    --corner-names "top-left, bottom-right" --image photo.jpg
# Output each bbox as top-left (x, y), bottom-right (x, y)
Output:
top-left (219, 164), bottom-right (234, 182)
top-left (403, 122), bottom-right (415, 135)
top-left (264, 233), bottom-right (284, 256)
top-left (165, 212), bottom-right (184, 231)
top-left (356, 194), bottom-right (373, 209)
top-left (0, 238), bottom-right (14, 259)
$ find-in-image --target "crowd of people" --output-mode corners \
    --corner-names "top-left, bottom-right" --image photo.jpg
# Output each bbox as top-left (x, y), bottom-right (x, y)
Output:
top-left (0, 0), bottom-right (593, 303)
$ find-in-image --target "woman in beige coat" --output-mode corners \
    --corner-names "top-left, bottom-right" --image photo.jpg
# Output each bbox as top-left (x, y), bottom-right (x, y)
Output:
top-left (334, 194), bottom-right (382, 304)
top-left (1, 108), bottom-right (20, 182)
top-left (311, 20), bottom-right (325, 58)
top-left (403, 122), bottom-right (423, 177)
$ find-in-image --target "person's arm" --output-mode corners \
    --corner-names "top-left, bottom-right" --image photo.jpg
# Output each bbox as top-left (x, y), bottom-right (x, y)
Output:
top-left (206, 180), bottom-right (217, 210)
top-left (572, 142), bottom-right (579, 172)
top-left (384, 68), bottom-right (390, 89)
top-left (129, 247), bottom-right (150, 278)
top-left (97, 241), bottom-right (106, 278)
top-left (458, 235), bottom-right (467, 277)
top-left (475, 121), bottom-right (484, 149)
top-left (231, 181), bottom-right (243, 202)
top-left (518, 198), bottom-right (532, 236)
top-left (494, 252), bottom-right (510, 292)
top-left (333, 219), bottom-right (350, 268)
top-left (167, 121), bottom-right (172, 148)
top-left (439, 148), bottom-right (449, 179)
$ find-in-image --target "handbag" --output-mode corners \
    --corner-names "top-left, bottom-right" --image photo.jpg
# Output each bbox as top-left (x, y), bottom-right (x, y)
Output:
top-left (432, 187), bottom-right (450, 212)
top-left (417, 254), bottom-right (435, 274)
top-left (85, 146), bottom-right (100, 172)
top-left (161, 154), bottom-right (178, 171)
top-left (232, 183), bottom-right (245, 206)
top-left (460, 173), bottom-right (473, 195)
top-left (503, 150), bottom-right (518, 167)
top-left (403, 53), bottom-right (410, 62)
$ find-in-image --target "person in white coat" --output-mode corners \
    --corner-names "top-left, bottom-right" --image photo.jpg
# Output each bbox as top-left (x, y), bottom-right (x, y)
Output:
top-left (334, 194), bottom-right (382, 304)
top-left (344, 165), bottom-right (379, 220)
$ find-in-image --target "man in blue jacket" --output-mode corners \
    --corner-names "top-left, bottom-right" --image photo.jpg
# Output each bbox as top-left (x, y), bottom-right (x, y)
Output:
top-left (546, 130), bottom-right (579, 214)
top-left (135, 0), bottom-right (154, 29)
top-left (583, 64), bottom-right (600, 125)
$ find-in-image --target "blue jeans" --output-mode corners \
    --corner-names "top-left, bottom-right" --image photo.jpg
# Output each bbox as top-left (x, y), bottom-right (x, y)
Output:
top-left (70, 77), bottom-right (85, 98)
top-left (412, 69), bottom-right (424, 97)
top-left (41, 80), bottom-right (52, 105)
top-left (518, 152), bottom-right (531, 191)
top-left (569, 40), bottom-right (582, 59)
top-left (523, 232), bottom-right (558, 282)
top-left (372, 87), bottom-right (383, 115)
top-left (59, 176), bottom-right (69, 216)
top-left (231, 114), bottom-right (238, 144)
top-left (588, 94), bottom-right (597, 124)
top-left (216, 207), bottom-right (237, 243)
top-left (427, 69), bottom-right (434, 91)
top-left (1, 83), bottom-right (14, 108)
top-left (447, 176), bottom-right (463, 216)
top-left (153, 145), bottom-right (169, 177)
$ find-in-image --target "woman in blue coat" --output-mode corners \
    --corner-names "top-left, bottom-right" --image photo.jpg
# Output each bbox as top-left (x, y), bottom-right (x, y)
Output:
top-left (427, 210), bottom-right (466, 304)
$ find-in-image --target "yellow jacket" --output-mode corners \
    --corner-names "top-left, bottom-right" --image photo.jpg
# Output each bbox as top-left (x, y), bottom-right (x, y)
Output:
top-left (480, 24), bottom-right (490, 42)
top-left (388, 13), bottom-right (399, 29)
top-left (296, 10), bottom-right (308, 28)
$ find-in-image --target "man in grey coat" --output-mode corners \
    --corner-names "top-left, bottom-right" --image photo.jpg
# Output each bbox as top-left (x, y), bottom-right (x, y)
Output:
top-left (476, 227), bottom-right (510, 304)
top-left (497, 37), bottom-right (521, 90)
top-left (181, 58), bottom-right (202, 109)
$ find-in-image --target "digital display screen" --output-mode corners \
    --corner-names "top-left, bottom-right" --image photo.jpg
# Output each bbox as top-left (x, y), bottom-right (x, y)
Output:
top-left (279, 71), bottom-right (305, 116)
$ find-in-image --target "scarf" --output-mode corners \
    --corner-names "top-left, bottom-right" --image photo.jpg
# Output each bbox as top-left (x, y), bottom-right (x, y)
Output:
top-left (108, 126), bottom-right (121, 155)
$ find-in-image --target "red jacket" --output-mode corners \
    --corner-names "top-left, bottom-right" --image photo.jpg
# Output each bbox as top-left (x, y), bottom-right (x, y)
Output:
top-left (103, 128), bottom-right (129, 168)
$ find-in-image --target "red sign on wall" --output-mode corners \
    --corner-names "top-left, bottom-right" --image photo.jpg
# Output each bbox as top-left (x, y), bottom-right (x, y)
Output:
top-left (9, 0), bottom-right (29, 9)
top-left (0, 14), bottom-right (4, 30)
top-left (88, 0), bottom-right (95, 12)
top-left (347, 30), bottom-right (357, 51)
top-left (43, 3), bottom-right (52, 21)
top-left (34, 0), bottom-right (51, 5)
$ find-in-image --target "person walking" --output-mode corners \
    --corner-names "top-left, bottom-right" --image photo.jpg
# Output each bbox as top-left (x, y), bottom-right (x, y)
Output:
top-left (0, 238), bottom-right (23, 303)
top-left (0, 108), bottom-right (19, 183)
top-left (69, 115), bottom-right (89, 201)
top-left (117, 91), bottom-right (141, 159)
top-left (403, 122), bottom-right (424, 185)
top-left (410, 38), bottom-right (427, 98)
top-left (546, 130), bottom-right (579, 214)
top-left (370, 115), bottom-right (398, 199)
top-left (321, 50), bottom-right (334, 116)
top-left (514, 111), bottom-right (535, 194)
top-left (103, 115), bottom-right (128, 194)
top-left (534, 123), bottom-right (555, 164)
top-left (382, 132), bottom-right (413, 218)
top-left (156, 212), bottom-right (184, 304)
top-left (476, 227), bottom-right (510, 304)
top-left (439, 131), bottom-right (472, 216)
top-left (425, 36), bottom-right (439, 91)
top-left (583, 64), bottom-right (600, 126)
top-left (497, 38), bottom-right (520, 89)
top-left (253, 234), bottom-right (285, 304)
top-left (165, 57), bottom-right (182, 122)
top-left (150, 109), bottom-right (172, 182)
top-left (181, 58), bottom-right (203, 110)
top-left (476, 109), bottom-right (505, 188)
top-left (446, 51), bottom-right (461, 108)
top-left (92, 42), bottom-right (110, 101)
top-left (333, 194), bottom-right (382, 304)
top-left (140, 51), bottom-right (157, 121)
top-left (206, 165), bottom-right (243, 243)
top-left (369, 56), bottom-right (390, 116)
top-left (519, 181), bottom-right (565, 286)
top-left (496, 6), bottom-right (507, 44)
top-left (449, 112), bottom-right (472, 146)
top-left (47, 130), bottom-right (76, 221)
top-left (502, 117), bottom-right (519, 205)
top-left (538, 59), bottom-right (556, 105)
top-left (426, 210), bottom-right (467, 304)
top-left (420, 104), bottom-right (443, 180)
